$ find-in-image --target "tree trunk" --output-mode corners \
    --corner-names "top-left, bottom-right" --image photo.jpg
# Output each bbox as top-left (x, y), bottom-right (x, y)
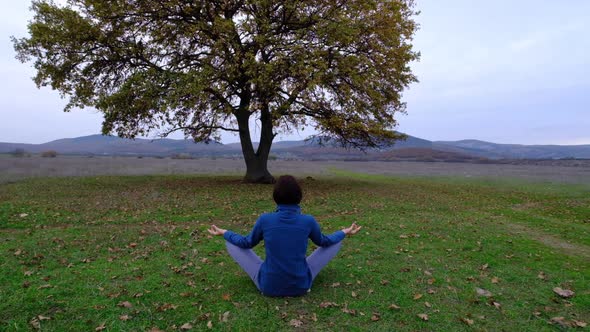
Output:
top-left (236, 110), bottom-right (275, 184)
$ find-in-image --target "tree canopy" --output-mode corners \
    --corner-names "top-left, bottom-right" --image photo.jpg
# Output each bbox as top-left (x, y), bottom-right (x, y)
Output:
top-left (13, 0), bottom-right (419, 182)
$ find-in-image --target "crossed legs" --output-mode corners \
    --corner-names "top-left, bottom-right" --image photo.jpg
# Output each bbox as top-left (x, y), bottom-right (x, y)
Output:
top-left (225, 241), bottom-right (343, 289)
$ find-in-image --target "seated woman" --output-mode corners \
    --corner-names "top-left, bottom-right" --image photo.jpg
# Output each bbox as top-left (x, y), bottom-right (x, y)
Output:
top-left (208, 175), bottom-right (361, 297)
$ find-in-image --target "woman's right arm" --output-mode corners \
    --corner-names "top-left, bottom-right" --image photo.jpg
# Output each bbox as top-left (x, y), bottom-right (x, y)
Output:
top-left (209, 218), bottom-right (263, 249)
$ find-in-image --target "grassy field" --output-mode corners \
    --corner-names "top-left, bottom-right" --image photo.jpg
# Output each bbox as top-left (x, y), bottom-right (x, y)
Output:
top-left (0, 172), bottom-right (588, 331)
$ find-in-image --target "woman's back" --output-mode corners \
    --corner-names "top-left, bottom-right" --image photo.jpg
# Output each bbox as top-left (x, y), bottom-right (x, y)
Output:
top-left (224, 204), bottom-right (344, 296)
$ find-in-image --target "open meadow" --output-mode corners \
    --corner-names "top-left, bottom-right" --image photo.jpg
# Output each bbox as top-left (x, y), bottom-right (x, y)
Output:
top-left (1, 157), bottom-right (589, 331)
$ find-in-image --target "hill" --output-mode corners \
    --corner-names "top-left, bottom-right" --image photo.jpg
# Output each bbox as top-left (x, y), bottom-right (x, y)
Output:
top-left (1, 134), bottom-right (589, 160)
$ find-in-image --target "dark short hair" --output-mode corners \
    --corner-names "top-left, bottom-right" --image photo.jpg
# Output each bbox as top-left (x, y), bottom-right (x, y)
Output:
top-left (273, 175), bottom-right (302, 205)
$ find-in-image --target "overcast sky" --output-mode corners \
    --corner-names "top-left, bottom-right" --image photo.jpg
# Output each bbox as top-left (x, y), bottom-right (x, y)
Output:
top-left (1, 1), bottom-right (589, 145)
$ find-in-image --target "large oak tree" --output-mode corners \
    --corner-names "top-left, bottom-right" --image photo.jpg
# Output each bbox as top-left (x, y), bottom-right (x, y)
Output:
top-left (13, 0), bottom-right (419, 183)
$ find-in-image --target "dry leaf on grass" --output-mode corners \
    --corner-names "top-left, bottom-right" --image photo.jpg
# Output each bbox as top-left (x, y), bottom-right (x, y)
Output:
top-left (221, 311), bottom-right (230, 323)
top-left (475, 288), bottom-right (492, 297)
top-left (553, 287), bottom-right (575, 298)
top-left (389, 304), bottom-right (401, 310)
top-left (413, 293), bottom-right (423, 300)
top-left (180, 322), bottom-right (193, 330)
top-left (289, 319), bottom-right (303, 327)
top-left (417, 313), bottom-right (429, 321)
top-left (461, 318), bottom-right (474, 325)
top-left (117, 301), bottom-right (133, 308)
top-left (157, 303), bottom-right (178, 311)
top-left (119, 315), bottom-right (131, 321)
top-left (371, 313), bottom-right (381, 321)
top-left (95, 323), bottom-right (106, 331)
top-left (550, 317), bottom-right (567, 327)
top-left (319, 301), bottom-right (338, 308)
top-left (573, 320), bottom-right (587, 328)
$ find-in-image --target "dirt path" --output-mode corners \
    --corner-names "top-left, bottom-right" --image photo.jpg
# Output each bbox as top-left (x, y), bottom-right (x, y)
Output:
top-left (504, 223), bottom-right (590, 259)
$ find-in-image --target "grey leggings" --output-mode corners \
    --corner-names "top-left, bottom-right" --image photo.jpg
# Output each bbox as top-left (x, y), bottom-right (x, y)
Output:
top-left (225, 241), bottom-right (343, 290)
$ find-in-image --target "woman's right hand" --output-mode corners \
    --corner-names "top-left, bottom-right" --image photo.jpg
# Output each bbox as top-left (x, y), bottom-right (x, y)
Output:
top-left (342, 222), bottom-right (362, 236)
top-left (208, 224), bottom-right (227, 236)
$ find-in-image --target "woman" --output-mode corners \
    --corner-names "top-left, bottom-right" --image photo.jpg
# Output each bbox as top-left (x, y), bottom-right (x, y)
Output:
top-left (208, 175), bottom-right (361, 297)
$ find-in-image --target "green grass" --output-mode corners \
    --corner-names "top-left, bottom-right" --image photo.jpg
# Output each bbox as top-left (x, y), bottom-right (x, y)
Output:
top-left (1, 172), bottom-right (588, 331)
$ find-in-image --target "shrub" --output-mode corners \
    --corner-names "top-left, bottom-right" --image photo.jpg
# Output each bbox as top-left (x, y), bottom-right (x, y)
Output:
top-left (171, 153), bottom-right (193, 159)
top-left (41, 150), bottom-right (58, 158)
top-left (12, 148), bottom-right (28, 157)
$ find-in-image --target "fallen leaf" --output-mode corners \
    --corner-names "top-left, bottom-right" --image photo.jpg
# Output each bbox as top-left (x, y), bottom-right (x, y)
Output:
top-left (30, 317), bottom-right (40, 330)
top-left (119, 315), bottom-right (131, 321)
top-left (20, 213), bottom-right (29, 218)
top-left (389, 304), bottom-right (400, 310)
top-left (424, 302), bottom-right (431, 308)
top-left (380, 279), bottom-right (390, 285)
top-left (371, 313), bottom-right (381, 321)
top-left (331, 282), bottom-right (341, 288)
top-left (351, 291), bottom-right (357, 298)
top-left (289, 319), bottom-right (303, 327)
top-left (461, 318), bottom-right (474, 325)
top-left (417, 313), bottom-right (429, 321)
top-left (310, 313), bottom-right (318, 322)
top-left (14, 249), bottom-right (22, 256)
top-left (319, 301), bottom-right (338, 308)
top-left (573, 320), bottom-right (587, 328)
top-left (222, 293), bottom-right (231, 301)
top-left (413, 293), bottom-right (423, 300)
top-left (480, 263), bottom-right (489, 271)
top-left (37, 315), bottom-right (50, 321)
top-left (117, 301), bottom-right (133, 308)
top-left (538, 271), bottom-right (547, 280)
top-left (180, 322), bottom-right (193, 330)
top-left (95, 323), bottom-right (106, 331)
top-left (553, 287), bottom-right (575, 298)
top-left (342, 307), bottom-right (357, 316)
top-left (24, 270), bottom-right (33, 276)
top-left (207, 320), bottom-right (213, 329)
top-left (550, 317), bottom-right (567, 327)
top-left (476, 288), bottom-right (492, 297)
top-left (221, 311), bottom-right (230, 323)
top-left (491, 277), bottom-right (500, 284)
top-left (427, 288), bottom-right (436, 294)
top-left (492, 301), bottom-right (502, 309)
top-left (157, 303), bottom-right (178, 311)
top-left (147, 327), bottom-right (164, 332)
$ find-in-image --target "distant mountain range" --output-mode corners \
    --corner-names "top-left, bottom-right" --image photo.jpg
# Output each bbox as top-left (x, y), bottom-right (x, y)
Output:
top-left (1, 134), bottom-right (589, 161)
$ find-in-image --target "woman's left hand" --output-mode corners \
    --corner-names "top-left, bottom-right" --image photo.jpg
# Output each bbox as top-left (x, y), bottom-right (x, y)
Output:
top-left (342, 222), bottom-right (362, 236)
top-left (208, 224), bottom-right (227, 236)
